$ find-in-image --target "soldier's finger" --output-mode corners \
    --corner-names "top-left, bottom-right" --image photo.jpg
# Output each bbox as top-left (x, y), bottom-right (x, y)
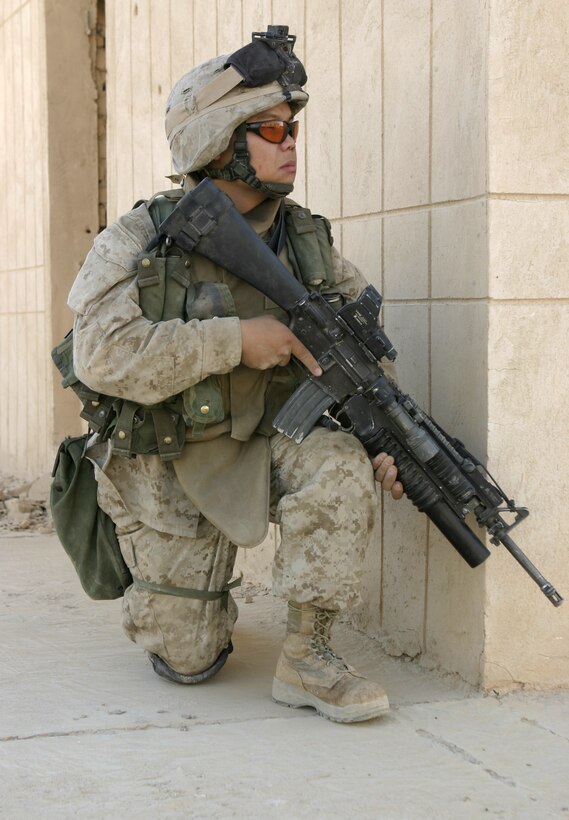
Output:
top-left (372, 452), bottom-right (394, 482)
top-left (390, 480), bottom-right (404, 500)
top-left (291, 338), bottom-right (322, 376)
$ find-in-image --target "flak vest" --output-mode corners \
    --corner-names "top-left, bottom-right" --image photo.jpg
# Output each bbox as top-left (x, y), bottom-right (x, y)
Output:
top-left (54, 189), bottom-right (341, 468)
top-left (52, 191), bottom-right (347, 550)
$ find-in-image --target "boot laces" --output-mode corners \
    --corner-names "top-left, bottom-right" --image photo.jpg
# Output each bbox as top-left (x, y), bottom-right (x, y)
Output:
top-left (310, 609), bottom-right (348, 669)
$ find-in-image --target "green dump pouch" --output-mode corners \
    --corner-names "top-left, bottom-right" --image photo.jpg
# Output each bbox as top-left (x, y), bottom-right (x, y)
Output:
top-left (50, 434), bottom-right (132, 600)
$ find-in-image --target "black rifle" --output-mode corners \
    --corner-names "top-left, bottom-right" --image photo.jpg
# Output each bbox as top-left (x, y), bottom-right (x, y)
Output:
top-left (157, 179), bottom-right (563, 607)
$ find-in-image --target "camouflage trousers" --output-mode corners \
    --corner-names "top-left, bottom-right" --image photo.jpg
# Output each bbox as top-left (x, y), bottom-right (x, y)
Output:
top-left (97, 427), bottom-right (377, 676)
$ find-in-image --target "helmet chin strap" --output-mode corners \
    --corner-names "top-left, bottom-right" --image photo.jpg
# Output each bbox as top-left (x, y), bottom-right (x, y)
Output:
top-left (201, 123), bottom-right (293, 199)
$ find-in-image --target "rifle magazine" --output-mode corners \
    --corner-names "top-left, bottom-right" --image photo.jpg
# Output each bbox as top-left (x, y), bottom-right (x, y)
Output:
top-left (273, 378), bottom-right (335, 443)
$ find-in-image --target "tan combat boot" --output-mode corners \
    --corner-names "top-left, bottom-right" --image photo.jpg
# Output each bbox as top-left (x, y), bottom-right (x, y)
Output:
top-left (272, 601), bottom-right (390, 723)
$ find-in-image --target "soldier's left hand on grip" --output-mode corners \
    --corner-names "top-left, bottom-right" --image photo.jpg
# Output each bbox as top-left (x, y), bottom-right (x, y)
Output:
top-left (372, 452), bottom-right (404, 500)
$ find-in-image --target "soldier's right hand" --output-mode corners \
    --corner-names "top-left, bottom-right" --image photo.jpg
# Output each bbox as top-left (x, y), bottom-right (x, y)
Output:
top-left (240, 315), bottom-right (322, 376)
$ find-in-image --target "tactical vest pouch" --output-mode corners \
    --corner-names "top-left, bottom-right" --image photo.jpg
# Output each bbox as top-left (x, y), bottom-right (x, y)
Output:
top-left (138, 188), bottom-right (192, 323)
top-left (285, 206), bottom-right (335, 289)
top-left (314, 216), bottom-right (335, 284)
top-left (50, 434), bottom-right (132, 600)
top-left (51, 330), bottom-right (115, 436)
top-left (137, 254), bottom-right (167, 319)
top-left (182, 376), bottom-right (225, 436)
top-left (181, 281), bottom-right (235, 436)
top-left (137, 252), bottom-right (194, 322)
top-left (186, 281), bottom-right (235, 320)
top-left (111, 399), bottom-right (187, 460)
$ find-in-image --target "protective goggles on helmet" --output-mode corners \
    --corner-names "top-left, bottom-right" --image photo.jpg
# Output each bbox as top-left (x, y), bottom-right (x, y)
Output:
top-left (245, 119), bottom-right (299, 144)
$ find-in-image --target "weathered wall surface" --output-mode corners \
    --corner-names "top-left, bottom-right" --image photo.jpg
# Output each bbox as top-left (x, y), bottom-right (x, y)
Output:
top-left (45, 0), bottom-right (101, 448)
top-left (232, 0), bottom-right (567, 689)
top-left (482, 0), bottom-right (569, 688)
top-left (0, 0), bottom-right (51, 480)
top-left (1, 0), bottom-right (567, 688)
top-left (0, 0), bottom-right (100, 478)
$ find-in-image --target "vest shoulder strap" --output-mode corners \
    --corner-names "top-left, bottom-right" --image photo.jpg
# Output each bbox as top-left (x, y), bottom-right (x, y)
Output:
top-left (146, 188), bottom-right (185, 233)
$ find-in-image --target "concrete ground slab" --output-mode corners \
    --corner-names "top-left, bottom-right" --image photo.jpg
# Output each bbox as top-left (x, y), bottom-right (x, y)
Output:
top-left (1, 534), bottom-right (568, 819)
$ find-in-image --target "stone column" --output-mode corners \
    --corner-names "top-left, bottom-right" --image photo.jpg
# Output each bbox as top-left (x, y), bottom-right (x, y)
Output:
top-left (482, 0), bottom-right (569, 688)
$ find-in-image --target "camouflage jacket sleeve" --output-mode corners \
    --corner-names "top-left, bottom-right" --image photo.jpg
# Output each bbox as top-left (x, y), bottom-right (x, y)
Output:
top-left (329, 245), bottom-right (370, 301)
top-left (68, 203), bottom-right (242, 405)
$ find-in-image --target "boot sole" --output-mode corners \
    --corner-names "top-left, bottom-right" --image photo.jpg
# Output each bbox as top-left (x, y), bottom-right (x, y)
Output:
top-left (272, 678), bottom-right (390, 724)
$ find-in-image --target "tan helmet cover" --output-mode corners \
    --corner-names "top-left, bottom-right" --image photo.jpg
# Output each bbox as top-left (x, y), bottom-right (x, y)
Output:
top-left (165, 54), bottom-right (309, 175)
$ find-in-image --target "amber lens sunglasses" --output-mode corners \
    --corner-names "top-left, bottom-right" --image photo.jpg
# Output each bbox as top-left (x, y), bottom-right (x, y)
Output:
top-left (245, 119), bottom-right (300, 144)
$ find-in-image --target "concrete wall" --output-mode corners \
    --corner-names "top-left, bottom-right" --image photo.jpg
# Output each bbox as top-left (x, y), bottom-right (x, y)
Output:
top-left (482, 0), bottom-right (569, 689)
top-left (0, 0), bottom-right (52, 480)
top-left (1, 0), bottom-right (567, 689)
top-left (45, 0), bottom-right (101, 448)
top-left (0, 0), bottom-right (100, 478)
top-left (233, 0), bottom-right (568, 689)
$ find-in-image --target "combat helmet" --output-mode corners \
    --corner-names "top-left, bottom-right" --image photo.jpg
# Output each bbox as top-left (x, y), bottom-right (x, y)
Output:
top-left (165, 25), bottom-right (308, 198)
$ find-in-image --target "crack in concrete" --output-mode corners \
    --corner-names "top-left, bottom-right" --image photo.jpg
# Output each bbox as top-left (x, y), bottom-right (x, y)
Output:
top-left (521, 716), bottom-right (569, 741)
top-left (0, 713), bottom-right (307, 743)
top-left (0, 723), bottom-right (171, 742)
top-left (416, 729), bottom-right (517, 786)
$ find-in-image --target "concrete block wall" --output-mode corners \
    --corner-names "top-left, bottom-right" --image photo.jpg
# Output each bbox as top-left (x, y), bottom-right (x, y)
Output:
top-left (0, 0), bottom-right (52, 480)
top-left (483, 0), bottom-right (569, 689)
top-left (1, 0), bottom-right (567, 689)
top-left (0, 0), bottom-right (100, 478)
top-left (242, 0), bottom-right (567, 688)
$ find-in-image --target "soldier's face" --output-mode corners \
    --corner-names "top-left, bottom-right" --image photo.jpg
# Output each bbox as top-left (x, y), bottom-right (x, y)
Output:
top-left (210, 102), bottom-right (298, 187)
top-left (245, 102), bottom-right (297, 186)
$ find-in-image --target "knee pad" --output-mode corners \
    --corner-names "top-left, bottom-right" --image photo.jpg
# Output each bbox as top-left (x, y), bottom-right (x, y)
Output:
top-left (148, 640), bottom-right (233, 684)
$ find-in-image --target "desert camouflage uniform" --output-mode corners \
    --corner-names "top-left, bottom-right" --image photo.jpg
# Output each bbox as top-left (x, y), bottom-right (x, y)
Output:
top-left (69, 193), bottom-right (378, 676)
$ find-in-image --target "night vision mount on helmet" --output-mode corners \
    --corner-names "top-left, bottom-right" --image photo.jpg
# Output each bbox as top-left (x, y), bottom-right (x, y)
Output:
top-left (225, 25), bottom-right (307, 89)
